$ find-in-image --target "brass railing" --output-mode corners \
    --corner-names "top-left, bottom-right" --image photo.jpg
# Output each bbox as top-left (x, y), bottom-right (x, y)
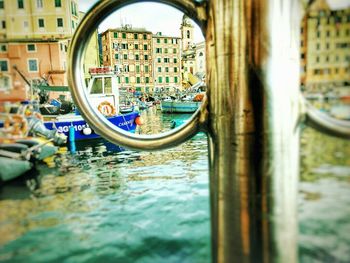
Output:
top-left (68, 1), bottom-right (350, 262)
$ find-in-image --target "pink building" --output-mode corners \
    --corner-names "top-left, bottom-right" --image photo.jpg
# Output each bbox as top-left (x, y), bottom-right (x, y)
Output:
top-left (0, 40), bottom-right (69, 101)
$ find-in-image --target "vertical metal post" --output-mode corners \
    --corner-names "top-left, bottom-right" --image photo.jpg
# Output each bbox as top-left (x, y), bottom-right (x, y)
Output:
top-left (206, 0), bottom-right (301, 262)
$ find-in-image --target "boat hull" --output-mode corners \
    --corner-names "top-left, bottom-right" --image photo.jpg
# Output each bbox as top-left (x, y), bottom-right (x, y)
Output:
top-left (44, 112), bottom-right (139, 140)
top-left (161, 101), bottom-right (201, 113)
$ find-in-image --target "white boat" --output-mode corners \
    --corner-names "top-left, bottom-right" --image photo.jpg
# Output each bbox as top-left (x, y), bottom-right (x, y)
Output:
top-left (43, 67), bottom-right (141, 140)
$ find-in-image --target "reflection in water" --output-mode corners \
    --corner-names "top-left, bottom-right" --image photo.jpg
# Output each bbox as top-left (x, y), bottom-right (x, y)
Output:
top-left (0, 106), bottom-right (349, 262)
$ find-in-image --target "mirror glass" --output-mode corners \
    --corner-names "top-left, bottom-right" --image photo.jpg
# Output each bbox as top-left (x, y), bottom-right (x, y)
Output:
top-left (79, 2), bottom-right (205, 138)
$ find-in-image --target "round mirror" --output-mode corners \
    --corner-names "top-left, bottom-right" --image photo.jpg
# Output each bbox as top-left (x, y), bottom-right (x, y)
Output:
top-left (69, 1), bottom-right (206, 150)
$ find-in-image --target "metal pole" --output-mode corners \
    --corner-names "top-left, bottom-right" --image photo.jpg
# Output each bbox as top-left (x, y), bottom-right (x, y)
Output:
top-left (206, 0), bottom-right (301, 262)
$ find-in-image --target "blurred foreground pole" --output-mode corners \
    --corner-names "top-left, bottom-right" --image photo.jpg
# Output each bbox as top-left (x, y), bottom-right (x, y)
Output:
top-left (206, 0), bottom-right (301, 262)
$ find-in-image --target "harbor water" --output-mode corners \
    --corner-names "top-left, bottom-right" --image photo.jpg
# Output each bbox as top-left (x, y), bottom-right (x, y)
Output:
top-left (0, 106), bottom-right (350, 262)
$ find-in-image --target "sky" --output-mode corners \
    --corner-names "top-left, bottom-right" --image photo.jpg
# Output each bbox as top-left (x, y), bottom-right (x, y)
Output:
top-left (79, 1), bottom-right (205, 42)
top-left (78, 0), bottom-right (350, 43)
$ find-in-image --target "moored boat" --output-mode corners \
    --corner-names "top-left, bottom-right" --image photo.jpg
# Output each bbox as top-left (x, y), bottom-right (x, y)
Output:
top-left (161, 100), bottom-right (201, 113)
top-left (42, 67), bottom-right (142, 140)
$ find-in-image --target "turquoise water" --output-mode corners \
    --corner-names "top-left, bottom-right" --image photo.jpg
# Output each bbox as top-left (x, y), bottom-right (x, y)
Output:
top-left (0, 106), bottom-right (350, 262)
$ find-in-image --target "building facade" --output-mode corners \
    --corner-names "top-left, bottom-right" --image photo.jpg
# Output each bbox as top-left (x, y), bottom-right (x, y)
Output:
top-left (0, 0), bottom-right (79, 101)
top-left (101, 26), bottom-right (154, 94)
top-left (0, 0), bottom-right (79, 41)
top-left (301, 1), bottom-right (350, 91)
top-left (180, 15), bottom-right (206, 86)
top-left (152, 33), bottom-right (182, 93)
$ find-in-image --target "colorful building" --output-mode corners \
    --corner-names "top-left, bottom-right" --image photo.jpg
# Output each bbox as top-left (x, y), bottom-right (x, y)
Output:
top-left (180, 15), bottom-right (206, 86)
top-left (101, 26), bottom-right (154, 94)
top-left (0, 0), bottom-right (79, 101)
top-left (301, 0), bottom-right (350, 92)
top-left (152, 32), bottom-right (182, 93)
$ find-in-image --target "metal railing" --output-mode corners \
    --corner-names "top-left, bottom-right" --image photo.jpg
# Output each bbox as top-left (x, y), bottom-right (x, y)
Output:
top-left (68, 1), bottom-right (350, 262)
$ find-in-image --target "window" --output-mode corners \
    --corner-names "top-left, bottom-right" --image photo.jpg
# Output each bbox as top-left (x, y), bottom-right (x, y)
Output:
top-left (145, 77), bottom-right (149, 83)
top-left (326, 30), bottom-right (330, 37)
top-left (115, 54), bottom-right (119, 59)
top-left (0, 60), bottom-right (8, 71)
top-left (165, 48), bottom-right (168, 54)
top-left (136, 65), bottom-right (140, 73)
top-left (28, 59), bottom-right (38, 72)
top-left (135, 54), bottom-right (139, 61)
top-left (122, 33), bottom-right (126, 39)
top-left (134, 33), bottom-right (138, 39)
top-left (158, 67), bottom-right (161, 72)
top-left (57, 18), bottom-right (63, 27)
top-left (316, 56), bottom-right (319, 63)
top-left (55, 0), bottom-right (61, 7)
top-left (316, 43), bottom-right (320, 50)
top-left (173, 48), bottom-right (177, 54)
top-left (157, 38), bottom-right (160, 43)
top-left (114, 32), bottom-right (118, 38)
top-left (143, 34), bottom-right (147, 40)
top-left (174, 77), bottom-right (178, 83)
top-left (0, 0), bottom-right (3, 9)
top-left (164, 58), bottom-right (169, 63)
top-left (38, 19), bottom-right (45, 28)
top-left (143, 44), bottom-right (147, 50)
top-left (36, 0), bottom-right (43, 8)
top-left (187, 30), bottom-right (190, 38)
top-left (165, 67), bottom-right (169, 72)
top-left (0, 44), bottom-right (7, 52)
top-left (124, 65), bottom-right (129, 72)
top-left (145, 65), bottom-right (149, 73)
top-left (125, 77), bottom-right (129, 84)
top-left (123, 54), bottom-right (127, 60)
top-left (164, 39), bottom-right (168, 44)
top-left (71, 1), bottom-right (77, 16)
top-left (174, 58), bottom-right (177, 63)
top-left (144, 55), bottom-right (148, 60)
top-left (156, 48), bottom-right (162, 54)
top-left (166, 77), bottom-right (169, 83)
top-left (27, 44), bottom-right (36, 52)
top-left (121, 43), bottom-right (127, 49)
top-left (157, 58), bottom-right (161, 63)
top-left (91, 78), bottom-right (102, 94)
top-left (18, 0), bottom-right (24, 9)
top-left (24, 21), bottom-right (28, 28)
top-left (174, 67), bottom-right (178, 73)
top-left (158, 77), bottom-right (162, 83)
top-left (1, 20), bottom-right (5, 29)
top-left (136, 77), bottom-right (141, 83)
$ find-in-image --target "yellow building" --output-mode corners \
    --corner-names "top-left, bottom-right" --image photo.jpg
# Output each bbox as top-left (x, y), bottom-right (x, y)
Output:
top-left (0, 0), bottom-right (80, 101)
top-left (0, 0), bottom-right (79, 41)
top-left (101, 26), bottom-right (154, 94)
top-left (152, 32), bottom-right (182, 92)
top-left (301, 0), bottom-right (350, 91)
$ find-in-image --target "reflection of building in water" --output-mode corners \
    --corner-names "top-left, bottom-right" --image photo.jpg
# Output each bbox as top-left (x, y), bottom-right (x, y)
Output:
top-left (180, 15), bottom-right (206, 88)
top-left (301, 0), bottom-right (350, 92)
top-left (152, 32), bottom-right (182, 93)
top-left (101, 26), bottom-right (154, 94)
top-left (0, 0), bottom-right (80, 101)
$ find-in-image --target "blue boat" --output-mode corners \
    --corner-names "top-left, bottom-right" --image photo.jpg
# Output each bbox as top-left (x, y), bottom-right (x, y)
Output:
top-left (41, 67), bottom-right (141, 141)
top-left (43, 111), bottom-right (139, 140)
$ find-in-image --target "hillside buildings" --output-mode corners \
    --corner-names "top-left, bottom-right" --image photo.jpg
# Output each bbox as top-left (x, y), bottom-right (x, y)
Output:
top-left (301, 0), bottom-right (350, 92)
